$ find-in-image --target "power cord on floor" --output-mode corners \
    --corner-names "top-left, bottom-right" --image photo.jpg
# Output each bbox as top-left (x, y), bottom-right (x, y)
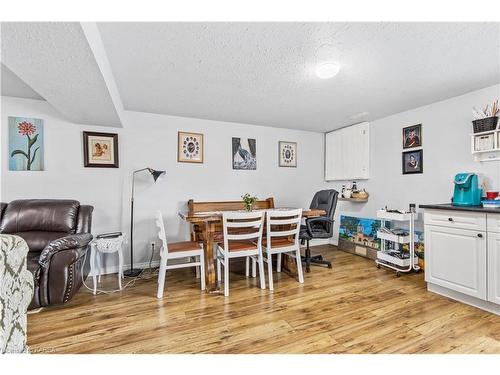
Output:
top-left (82, 242), bottom-right (159, 295)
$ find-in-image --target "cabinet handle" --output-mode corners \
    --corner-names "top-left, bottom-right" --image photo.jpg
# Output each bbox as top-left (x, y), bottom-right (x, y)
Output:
top-left (477, 233), bottom-right (483, 238)
top-left (448, 217), bottom-right (454, 221)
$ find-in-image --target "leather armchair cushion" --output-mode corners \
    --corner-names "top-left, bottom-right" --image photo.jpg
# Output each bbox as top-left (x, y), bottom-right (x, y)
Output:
top-left (39, 233), bottom-right (93, 268)
top-left (12, 231), bottom-right (69, 252)
top-left (0, 199), bottom-right (79, 234)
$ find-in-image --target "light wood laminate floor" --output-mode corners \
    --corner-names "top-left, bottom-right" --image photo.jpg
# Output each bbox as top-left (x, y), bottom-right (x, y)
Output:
top-left (27, 246), bottom-right (500, 353)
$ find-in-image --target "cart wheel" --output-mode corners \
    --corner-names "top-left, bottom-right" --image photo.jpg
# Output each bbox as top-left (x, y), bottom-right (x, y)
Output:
top-left (377, 264), bottom-right (381, 269)
top-left (396, 271), bottom-right (401, 277)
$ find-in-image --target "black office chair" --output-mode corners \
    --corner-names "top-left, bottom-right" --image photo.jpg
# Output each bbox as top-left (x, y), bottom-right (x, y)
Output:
top-left (300, 189), bottom-right (339, 272)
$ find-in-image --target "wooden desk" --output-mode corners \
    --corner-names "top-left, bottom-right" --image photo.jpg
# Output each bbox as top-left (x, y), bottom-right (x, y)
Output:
top-left (178, 207), bottom-right (326, 293)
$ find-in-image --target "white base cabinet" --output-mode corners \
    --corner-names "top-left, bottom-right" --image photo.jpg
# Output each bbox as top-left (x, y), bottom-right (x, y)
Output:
top-left (488, 232), bottom-right (500, 305)
top-left (423, 209), bottom-right (500, 315)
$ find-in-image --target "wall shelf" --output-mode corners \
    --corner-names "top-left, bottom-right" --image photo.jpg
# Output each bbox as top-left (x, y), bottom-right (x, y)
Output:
top-left (339, 197), bottom-right (369, 203)
top-left (471, 128), bottom-right (500, 162)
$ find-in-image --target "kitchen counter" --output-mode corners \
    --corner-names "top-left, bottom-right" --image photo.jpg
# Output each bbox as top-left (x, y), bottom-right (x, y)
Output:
top-left (420, 203), bottom-right (500, 214)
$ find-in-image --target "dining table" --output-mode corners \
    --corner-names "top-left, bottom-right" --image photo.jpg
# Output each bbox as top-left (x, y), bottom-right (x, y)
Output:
top-left (178, 208), bottom-right (326, 294)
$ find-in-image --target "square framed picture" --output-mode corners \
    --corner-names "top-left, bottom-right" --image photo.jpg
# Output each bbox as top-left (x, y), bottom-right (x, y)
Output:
top-left (402, 149), bottom-right (423, 174)
top-left (178, 132), bottom-right (204, 163)
top-left (402, 124), bottom-right (422, 149)
top-left (83, 131), bottom-right (119, 168)
top-left (279, 141), bottom-right (297, 167)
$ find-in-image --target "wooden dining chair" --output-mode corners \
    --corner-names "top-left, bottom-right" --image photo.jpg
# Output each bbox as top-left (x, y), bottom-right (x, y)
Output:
top-left (216, 211), bottom-right (266, 296)
top-left (156, 211), bottom-right (205, 298)
top-left (263, 209), bottom-right (304, 291)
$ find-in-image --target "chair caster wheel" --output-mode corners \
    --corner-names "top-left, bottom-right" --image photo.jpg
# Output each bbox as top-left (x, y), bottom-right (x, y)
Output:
top-left (377, 264), bottom-right (381, 269)
top-left (396, 271), bottom-right (401, 277)
top-left (328, 264), bottom-right (332, 269)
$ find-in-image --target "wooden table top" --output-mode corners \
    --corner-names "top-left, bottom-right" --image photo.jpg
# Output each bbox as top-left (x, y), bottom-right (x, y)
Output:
top-left (179, 208), bottom-right (326, 223)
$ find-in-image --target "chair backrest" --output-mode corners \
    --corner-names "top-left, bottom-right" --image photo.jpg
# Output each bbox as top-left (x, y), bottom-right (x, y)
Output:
top-left (266, 209), bottom-right (303, 247)
top-left (0, 199), bottom-right (94, 252)
top-left (309, 190), bottom-right (339, 219)
top-left (155, 211), bottom-right (169, 255)
top-left (221, 211), bottom-right (265, 249)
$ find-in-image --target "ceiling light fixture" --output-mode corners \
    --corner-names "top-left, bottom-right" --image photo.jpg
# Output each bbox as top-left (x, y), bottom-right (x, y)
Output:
top-left (315, 62), bottom-right (340, 79)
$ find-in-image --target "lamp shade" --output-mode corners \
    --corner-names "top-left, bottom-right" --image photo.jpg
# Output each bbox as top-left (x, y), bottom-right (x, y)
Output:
top-left (148, 168), bottom-right (166, 182)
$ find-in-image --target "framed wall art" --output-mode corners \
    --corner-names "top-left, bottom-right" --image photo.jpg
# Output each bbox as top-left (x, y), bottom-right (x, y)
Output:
top-left (402, 149), bottom-right (423, 174)
top-left (279, 141), bottom-right (297, 167)
top-left (232, 137), bottom-right (256, 170)
top-left (83, 131), bottom-right (119, 168)
top-left (178, 131), bottom-right (204, 163)
top-left (402, 124), bottom-right (422, 149)
top-left (9, 116), bottom-right (44, 171)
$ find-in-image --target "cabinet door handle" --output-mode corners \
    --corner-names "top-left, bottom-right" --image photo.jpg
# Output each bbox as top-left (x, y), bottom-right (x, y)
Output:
top-left (477, 233), bottom-right (483, 238)
top-left (448, 217), bottom-right (454, 222)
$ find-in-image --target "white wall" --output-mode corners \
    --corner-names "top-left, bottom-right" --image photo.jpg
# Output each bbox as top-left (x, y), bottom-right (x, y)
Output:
top-left (1, 96), bottom-right (326, 272)
top-left (326, 84), bottom-right (500, 242)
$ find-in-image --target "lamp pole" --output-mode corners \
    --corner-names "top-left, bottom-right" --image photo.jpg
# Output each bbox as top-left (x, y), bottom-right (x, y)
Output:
top-left (124, 168), bottom-right (165, 278)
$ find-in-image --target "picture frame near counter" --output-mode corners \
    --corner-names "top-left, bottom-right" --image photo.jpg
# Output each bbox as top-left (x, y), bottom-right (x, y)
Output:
top-left (402, 149), bottom-right (423, 175)
top-left (402, 124), bottom-right (422, 149)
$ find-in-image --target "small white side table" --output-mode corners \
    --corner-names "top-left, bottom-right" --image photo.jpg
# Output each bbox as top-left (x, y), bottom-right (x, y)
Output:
top-left (90, 235), bottom-right (126, 295)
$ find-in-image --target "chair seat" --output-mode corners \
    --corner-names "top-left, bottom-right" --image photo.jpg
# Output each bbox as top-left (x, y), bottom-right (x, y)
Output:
top-left (168, 241), bottom-right (202, 253)
top-left (219, 240), bottom-right (258, 252)
top-left (262, 237), bottom-right (295, 249)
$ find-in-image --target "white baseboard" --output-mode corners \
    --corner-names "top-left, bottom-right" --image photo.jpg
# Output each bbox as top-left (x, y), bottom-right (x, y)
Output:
top-left (94, 239), bottom-right (334, 276)
top-left (428, 283), bottom-right (500, 316)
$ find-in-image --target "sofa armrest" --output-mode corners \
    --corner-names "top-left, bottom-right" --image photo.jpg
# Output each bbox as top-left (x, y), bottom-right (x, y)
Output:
top-left (39, 233), bottom-right (93, 268)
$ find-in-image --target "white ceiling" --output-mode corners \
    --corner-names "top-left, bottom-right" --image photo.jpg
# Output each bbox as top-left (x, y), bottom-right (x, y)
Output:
top-left (97, 22), bottom-right (500, 131)
top-left (1, 23), bottom-right (499, 131)
top-left (1, 22), bottom-right (121, 127)
top-left (1, 63), bottom-right (44, 100)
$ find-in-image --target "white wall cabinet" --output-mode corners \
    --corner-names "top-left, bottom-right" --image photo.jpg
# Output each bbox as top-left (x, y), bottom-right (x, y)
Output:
top-left (423, 208), bottom-right (500, 315)
top-left (325, 122), bottom-right (369, 181)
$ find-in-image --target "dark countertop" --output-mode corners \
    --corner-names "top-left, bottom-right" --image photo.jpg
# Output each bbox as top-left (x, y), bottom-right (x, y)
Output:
top-left (420, 203), bottom-right (500, 214)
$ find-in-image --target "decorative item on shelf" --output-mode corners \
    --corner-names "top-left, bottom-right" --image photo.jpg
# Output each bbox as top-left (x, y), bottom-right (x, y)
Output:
top-left (126, 168), bottom-right (166, 277)
top-left (472, 99), bottom-right (499, 133)
top-left (241, 193), bottom-right (258, 211)
top-left (342, 185), bottom-right (353, 198)
top-left (8, 116), bottom-right (44, 171)
top-left (351, 189), bottom-right (369, 200)
top-left (83, 131), bottom-right (119, 168)
top-left (402, 124), bottom-right (422, 149)
top-left (279, 141), bottom-right (297, 167)
top-left (402, 149), bottom-right (423, 174)
top-left (232, 137), bottom-right (256, 170)
top-left (177, 131), bottom-right (204, 163)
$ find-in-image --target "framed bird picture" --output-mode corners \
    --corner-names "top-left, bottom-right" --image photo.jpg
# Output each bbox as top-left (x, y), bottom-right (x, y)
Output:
top-left (178, 131), bottom-right (204, 163)
top-left (232, 137), bottom-right (256, 170)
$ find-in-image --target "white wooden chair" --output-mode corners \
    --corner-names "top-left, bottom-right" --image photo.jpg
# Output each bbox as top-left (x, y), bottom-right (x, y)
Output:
top-left (216, 211), bottom-right (266, 296)
top-left (263, 209), bottom-right (304, 291)
top-left (156, 211), bottom-right (205, 298)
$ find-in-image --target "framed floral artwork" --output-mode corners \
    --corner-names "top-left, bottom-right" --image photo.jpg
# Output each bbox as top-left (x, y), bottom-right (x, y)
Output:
top-left (83, 131), bottom-right (119, 168)
top-left (279, 141), bottom-right (297, 167)
top-left (178, 131), bottom-right (204, 163)
top-left (9, 116), bottom-right (44, 171)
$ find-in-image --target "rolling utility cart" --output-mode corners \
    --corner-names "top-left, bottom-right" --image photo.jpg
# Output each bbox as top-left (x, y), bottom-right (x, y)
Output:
top-left (375, 209), bottom-right (420, 277)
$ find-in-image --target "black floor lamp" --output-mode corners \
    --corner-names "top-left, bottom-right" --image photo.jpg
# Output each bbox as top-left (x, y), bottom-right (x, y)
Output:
top-left (123, 167), bottom-right (166, 277)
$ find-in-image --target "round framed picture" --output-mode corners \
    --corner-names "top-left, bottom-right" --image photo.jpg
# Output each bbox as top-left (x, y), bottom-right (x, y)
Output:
top-left (178, 131), bottom-right (204, 163)
top-left (279, 141), bottom-right (297, 167)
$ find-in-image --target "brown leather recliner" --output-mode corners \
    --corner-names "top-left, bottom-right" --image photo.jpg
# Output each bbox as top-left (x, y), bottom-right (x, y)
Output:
top-left (0, 199), bottom-right (94, 309)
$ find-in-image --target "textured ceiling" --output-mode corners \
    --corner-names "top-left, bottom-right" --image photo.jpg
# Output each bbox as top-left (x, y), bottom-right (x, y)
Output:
top-left (98, 22), bottom-right (500, 131)
top-left (1, 63), bottom-right (44, 100)
top-left (1, 22), bottom-right (121, 127)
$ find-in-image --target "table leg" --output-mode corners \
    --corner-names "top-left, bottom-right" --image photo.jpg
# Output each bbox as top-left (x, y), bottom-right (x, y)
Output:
top-left (203, 220), bottom-right (219, 293)
top-left (90, 245), bottom-right (97, 295)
